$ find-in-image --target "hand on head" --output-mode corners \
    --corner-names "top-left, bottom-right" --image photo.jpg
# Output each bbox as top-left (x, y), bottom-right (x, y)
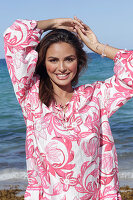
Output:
top-left (73, 16), bottom-right (99, 50)
top-left (51, 18), bottom-right (84, 32)
top-left (37, 16), bottom-right (99, 52)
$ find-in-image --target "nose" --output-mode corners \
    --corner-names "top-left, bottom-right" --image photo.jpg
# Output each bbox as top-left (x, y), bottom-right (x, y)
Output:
top-left (58, 61), bottom-right (67, 72)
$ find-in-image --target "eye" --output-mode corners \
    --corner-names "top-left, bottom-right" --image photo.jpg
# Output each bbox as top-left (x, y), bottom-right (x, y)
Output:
top-left (49, 58), bottom-right (58, 63)
top-left (66, 57), bottom-right (75, 62)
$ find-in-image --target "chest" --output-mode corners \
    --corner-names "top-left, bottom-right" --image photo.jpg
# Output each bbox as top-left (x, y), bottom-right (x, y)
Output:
top-left (33, 101), bottom-right (101, 143)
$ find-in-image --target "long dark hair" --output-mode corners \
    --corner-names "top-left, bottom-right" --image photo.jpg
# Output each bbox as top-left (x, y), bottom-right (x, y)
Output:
top-left (35, 29), bottom-right (87, 107)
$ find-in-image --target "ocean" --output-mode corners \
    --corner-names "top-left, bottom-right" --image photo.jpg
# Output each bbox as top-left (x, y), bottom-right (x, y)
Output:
top-left (0, 53), bottom-right (133, 189)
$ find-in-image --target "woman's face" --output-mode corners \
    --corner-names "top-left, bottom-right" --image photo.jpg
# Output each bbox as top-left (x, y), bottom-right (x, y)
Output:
top-left (45, 42), bottom-right (78, 90)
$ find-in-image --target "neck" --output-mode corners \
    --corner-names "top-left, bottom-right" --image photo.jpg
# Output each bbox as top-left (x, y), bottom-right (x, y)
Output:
top-left (52, 83), bottom-right (74, 105)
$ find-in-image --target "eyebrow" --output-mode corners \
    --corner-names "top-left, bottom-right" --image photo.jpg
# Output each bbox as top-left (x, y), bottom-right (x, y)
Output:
top-left (47, 56), bottom-right (58, 59)
top-left (47, 55), bottom-right (76, 59)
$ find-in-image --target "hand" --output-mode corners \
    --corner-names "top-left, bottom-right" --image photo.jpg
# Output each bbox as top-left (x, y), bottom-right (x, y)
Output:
top-left (74, 16), bottom-right (99, 51)
top-left (52, 18), bottom-right (84, 32)
top-left (37, 18), bottom-right (83, 33)
top-left (74, 17), bottom-right (119, 59)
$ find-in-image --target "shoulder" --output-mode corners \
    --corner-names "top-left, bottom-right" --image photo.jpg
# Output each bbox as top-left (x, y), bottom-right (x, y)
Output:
top-left (114, 50), bottom-right (133, 63)
top-left (75, 82), bottom-right (103, 92)
top-left (74, 82), bottom-right (103, 98)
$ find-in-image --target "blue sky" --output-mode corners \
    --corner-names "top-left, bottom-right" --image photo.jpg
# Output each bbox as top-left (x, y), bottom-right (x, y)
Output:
top-left (1, 0), bottom-right (133, 58)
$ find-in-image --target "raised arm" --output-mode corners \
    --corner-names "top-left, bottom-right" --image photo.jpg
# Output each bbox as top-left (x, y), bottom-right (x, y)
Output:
top-left (37, 18), bottom-right (83, 32)
top-left (4, 19), bottom-right (43, 106)
top-left (4, 18), bottom-right (82, 107)
top-left (74, 17), bottom-right (119, 60)
top-left (74, 17), bottom-right (133, 117)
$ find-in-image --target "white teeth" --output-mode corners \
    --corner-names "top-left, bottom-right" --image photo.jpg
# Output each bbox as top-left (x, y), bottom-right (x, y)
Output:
top-left (57, 74), bottom-right (68, 77)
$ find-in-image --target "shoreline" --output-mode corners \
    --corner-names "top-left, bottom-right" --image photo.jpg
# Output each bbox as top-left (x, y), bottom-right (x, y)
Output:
top-left (0, 185), bottom-right (133, 200)
top-left (0, 171), bottom-right (133, 199)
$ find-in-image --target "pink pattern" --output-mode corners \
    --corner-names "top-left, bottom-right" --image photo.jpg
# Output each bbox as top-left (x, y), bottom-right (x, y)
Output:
top-left (4, 19), bottom-right (133, 200)
top-left (60, 171), bottom-right (78, 191)
top-left (82, 136), bottom-right (98, 159)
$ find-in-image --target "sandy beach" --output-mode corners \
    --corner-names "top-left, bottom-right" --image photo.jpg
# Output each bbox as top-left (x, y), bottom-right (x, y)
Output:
top-left (0, 186), bottom-right (24, 200)
top-left (0, 185), bottom-right (133, 200)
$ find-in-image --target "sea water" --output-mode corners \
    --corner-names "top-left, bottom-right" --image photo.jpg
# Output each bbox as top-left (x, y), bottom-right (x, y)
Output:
top-left (0, 54), bottom-right (133, 188)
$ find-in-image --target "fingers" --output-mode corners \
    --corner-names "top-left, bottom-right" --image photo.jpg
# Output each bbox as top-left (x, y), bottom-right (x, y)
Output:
top-left (62, 18), bottom-right (84, 29)
top-left (74, 25), bottom-right (85, 40)
top-left (73, 16), bottom-right (88, 35)
top-left (72, 20), bottom-right (84, 29)
top-left (56, 18), bottom-right (84, 33)
top-left (74, 16), bottom-right (84, 26)
top-left (74, 16), bottom-right (92, 32)
top-left (57, 25), bottom-right (77, 33)
top-left (54, 17), bottom-right (90, 36)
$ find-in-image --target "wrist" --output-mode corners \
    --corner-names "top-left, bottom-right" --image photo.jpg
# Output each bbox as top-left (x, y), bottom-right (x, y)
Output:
top-left (92, 43), bottom-right (108, 56)
top-left (91, 42), bottom-right (102, 53)
top-left (37, 19), bottom-right (55, 31)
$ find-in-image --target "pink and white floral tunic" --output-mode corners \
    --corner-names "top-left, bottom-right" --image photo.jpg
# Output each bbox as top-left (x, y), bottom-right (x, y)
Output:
top-left (4, 19), bottom-right (133, 200)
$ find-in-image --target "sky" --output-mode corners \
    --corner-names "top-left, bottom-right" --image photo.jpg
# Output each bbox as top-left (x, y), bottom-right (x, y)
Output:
top-left (1, 0), bottom-right (133, 58)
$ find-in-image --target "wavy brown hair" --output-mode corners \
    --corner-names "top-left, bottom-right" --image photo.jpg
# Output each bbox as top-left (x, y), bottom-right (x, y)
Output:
top-left (35, 29), bottom-right (87, 107)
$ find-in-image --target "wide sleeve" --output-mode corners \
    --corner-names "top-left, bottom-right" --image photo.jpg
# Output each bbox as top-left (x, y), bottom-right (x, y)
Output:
top-left (3, 19), bottom-right (43, 105)
top-left (100, 50), bottom-right (133, 118)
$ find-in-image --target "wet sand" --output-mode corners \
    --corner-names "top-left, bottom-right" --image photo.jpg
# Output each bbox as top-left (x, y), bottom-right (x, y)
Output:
top-left (0, 185), bottom-right (133, 200)
top-left (0, 185), bottom-right (24, 200)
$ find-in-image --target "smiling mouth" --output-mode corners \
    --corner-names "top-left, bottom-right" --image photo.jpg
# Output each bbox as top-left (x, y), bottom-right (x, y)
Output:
top-left (56, 73), bottom-right (70, 79)
top-left (56, 73), bottom-right (69, 76)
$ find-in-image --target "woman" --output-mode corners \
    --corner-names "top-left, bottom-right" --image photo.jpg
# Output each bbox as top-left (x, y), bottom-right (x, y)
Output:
top-left (4, 17), bottom-right (133, 200)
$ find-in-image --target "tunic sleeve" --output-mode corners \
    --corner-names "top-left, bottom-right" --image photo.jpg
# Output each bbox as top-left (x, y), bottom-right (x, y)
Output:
top-left (3, 19), bottom-right (43, 106)
top-left (100, 50), bottom-right (133, 118)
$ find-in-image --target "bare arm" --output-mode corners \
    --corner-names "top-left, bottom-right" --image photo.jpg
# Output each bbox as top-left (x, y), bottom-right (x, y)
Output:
top-left (37, 18), bottom-right (83, 32)
top-left (74, 17), bottom-right (119, 60)
top-left (91, 43), bottom-right (119, 60)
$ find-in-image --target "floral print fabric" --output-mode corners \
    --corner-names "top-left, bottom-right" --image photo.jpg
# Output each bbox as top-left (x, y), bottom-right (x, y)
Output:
top-left (4, 19), bottom-right (133, 200)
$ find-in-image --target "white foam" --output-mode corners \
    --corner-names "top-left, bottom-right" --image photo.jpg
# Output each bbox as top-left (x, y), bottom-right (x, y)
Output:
top-left (0, 168), bottom-right (133, 182)
top-left (119, 170), bottom-right (133, 179)
top-left (0, 168), bottom-right (27, 181)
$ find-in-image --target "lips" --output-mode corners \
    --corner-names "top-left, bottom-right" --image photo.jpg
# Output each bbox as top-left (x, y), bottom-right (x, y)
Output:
top-left (56, 73), bottom-right (70, 80)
